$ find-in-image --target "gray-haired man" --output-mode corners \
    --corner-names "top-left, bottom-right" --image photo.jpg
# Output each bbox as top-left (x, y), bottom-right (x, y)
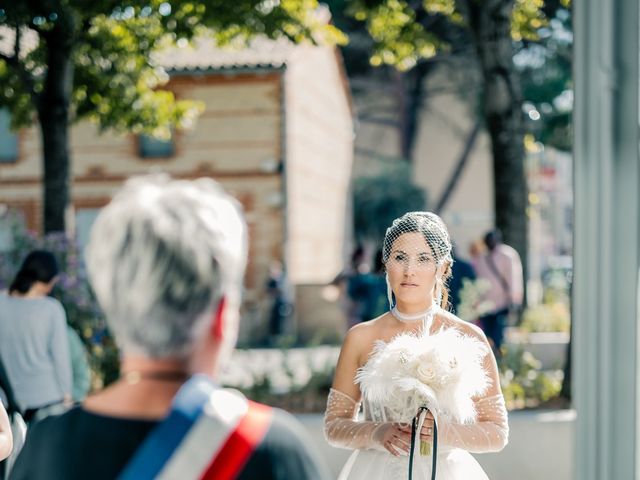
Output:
top-left (11, 175), bottom-right (329, 480)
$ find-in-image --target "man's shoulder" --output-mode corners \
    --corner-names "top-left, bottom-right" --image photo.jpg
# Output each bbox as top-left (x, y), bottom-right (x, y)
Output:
top-left (242, 405), bottom-right (330, 480)
top-left (30, 406), bottom-right (80, 431)
top-left (497, 244), bottom-right (520, 260)
top-left (10, 408), bottom-right (81, 473)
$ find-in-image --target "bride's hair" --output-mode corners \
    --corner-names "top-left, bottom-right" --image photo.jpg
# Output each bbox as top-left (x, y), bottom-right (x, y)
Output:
top-left (382, 211), bottom-right (454, 309)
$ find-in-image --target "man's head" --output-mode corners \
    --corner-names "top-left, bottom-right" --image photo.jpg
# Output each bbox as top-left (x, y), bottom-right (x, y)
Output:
top-left (483, 229), bottom-right (503, 251)
top-left (85, 174), bottom-right (247, 364)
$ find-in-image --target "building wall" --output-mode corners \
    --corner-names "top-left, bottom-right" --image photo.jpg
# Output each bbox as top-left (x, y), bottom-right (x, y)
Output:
top-left (0, 57), bottom-right (356, 344)
top-left (412, 63), bottom-right (494, 259)
top-left (351, 62), bottom-right (494, 261)
top-left (284, 46), bottom-right (354, 284)
top-left (283, 46), bottom-right (354, 341)
top-left (0, 72), bottom-right (288, 344)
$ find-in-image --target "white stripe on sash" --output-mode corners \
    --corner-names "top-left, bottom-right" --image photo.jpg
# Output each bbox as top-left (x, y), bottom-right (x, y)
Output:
top-left (157, 388), bottom-right (249, 479)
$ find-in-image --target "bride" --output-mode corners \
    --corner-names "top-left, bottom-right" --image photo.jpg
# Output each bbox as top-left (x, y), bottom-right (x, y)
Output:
top-left (324, 212), bottom-right (508, 479)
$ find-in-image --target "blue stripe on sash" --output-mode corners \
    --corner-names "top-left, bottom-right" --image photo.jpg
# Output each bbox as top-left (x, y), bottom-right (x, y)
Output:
top-left (117, 375), bottom-right (215, 480)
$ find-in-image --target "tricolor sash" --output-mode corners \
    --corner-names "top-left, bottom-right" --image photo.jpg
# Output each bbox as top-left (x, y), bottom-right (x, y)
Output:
top-left (118, 374), bottom-right (273, 480)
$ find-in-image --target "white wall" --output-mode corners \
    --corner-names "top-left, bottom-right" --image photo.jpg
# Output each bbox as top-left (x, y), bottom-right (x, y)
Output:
top-left (285, 46), bottom-right (354, 284)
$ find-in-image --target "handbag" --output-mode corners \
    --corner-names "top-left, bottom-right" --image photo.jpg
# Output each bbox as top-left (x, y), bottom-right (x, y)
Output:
top-left (484, 254), bottom-right (521, 325)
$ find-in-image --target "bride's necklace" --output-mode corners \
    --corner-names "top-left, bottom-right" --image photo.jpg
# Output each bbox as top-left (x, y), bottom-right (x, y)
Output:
top-left (391, 303), bottom-right (438, 332)
top-left (391, 303), bottom-right (438, 321)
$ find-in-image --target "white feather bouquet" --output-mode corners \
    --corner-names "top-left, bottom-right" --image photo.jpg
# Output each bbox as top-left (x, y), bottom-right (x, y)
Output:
top-left (356, 328), bottom-right (489, 455)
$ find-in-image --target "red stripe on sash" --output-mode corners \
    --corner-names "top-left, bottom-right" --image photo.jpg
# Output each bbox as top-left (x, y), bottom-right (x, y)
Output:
top-left (199, 401), bottom-right (273, 480)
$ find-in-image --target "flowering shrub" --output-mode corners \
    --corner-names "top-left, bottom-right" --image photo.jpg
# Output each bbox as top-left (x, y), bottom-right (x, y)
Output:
top-left (221, 347), bottom-right (338, 413)
top-left (0, 211), bottom-right (119, 389)
top-left (456, 278), bottom-right (494, 322)
top-left (500, 345), bottom-right (563, 409)
top-left (520, 303), bottom-right (570, 333)
top-left (222, 345), bottom-right (563, 413)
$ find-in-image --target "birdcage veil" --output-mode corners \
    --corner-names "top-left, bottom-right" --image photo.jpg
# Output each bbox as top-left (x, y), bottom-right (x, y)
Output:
top-left (382, 211), bottom-right (453, 309)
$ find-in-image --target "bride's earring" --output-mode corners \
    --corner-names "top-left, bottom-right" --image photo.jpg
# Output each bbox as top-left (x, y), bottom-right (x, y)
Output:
top-left (433, 274), bottom-right (442, 307)
top-left (386, 273), bottom-right (395, 309)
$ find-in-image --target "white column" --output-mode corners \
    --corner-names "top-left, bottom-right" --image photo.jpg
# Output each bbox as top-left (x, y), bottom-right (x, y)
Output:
top-left (573, 0), bottom-right (640, 478)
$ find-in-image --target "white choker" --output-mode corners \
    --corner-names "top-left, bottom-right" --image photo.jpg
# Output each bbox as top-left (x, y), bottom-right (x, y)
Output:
top-left (391, 304), bottom-right (438, 323)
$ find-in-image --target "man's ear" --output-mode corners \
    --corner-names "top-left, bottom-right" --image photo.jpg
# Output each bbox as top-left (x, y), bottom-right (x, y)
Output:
top-left (212, 296), bottom-right (227, 341)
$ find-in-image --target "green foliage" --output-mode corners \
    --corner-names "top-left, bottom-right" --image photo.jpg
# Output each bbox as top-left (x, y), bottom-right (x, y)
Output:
top-left (520, 302), bottom-right (570, 333)
top-left (0, 1), bottom-right (345, 136)
top-left (349, 0), bottom-right (451, 70)
top-left (345, 0), bottom-right (553, 70)
top-left (500, 345), bottom-right (563, 409)
top-left (517, 8), bottom-right (572, 151)
top-left (0, 210), bottom-right (119, 389)
top-left (353, 162), bottom-right (427, 242)
top-left (511, 0), bottom-right (547, 41)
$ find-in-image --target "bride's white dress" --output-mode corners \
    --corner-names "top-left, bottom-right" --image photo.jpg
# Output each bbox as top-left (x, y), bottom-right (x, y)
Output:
top-left (324, 315), bottom-right (509, 480)
top-left (336, 396), bottom-right (491, 480)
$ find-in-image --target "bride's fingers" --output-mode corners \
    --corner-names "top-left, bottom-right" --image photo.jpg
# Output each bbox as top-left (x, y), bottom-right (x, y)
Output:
top-left (392, 421), bottom-right (435, 441)
top-left (421, 420), bottom-right (434, 432)
top-left (393, 422), bottom-right (411, 434)
top-left (393, 434), bottom-right (410, 449)
top-left (419, 425), bottom-right (434, 441)
top-left (384, 439), bottom-right (402, 457)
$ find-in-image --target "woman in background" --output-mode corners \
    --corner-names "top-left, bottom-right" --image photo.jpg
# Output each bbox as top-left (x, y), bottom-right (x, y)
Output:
top-left (0, 250), bottom-right (72, 423)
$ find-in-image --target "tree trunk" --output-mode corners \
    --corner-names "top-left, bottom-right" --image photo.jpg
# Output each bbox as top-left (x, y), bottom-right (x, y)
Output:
top-left (39, 28), bottom-right (74, 234)
top-left (397, 63), bottom-right (432, 162)
top-left (435, 120), bottom-right (481, 213)
top-left (460, 0), bottom-right (528, 296)
top-left (560, 279), bottom-right (573, 401)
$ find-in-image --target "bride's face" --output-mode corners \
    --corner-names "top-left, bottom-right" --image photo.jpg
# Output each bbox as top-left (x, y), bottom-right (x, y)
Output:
top-left (386, 232), bottom-right (438, 309)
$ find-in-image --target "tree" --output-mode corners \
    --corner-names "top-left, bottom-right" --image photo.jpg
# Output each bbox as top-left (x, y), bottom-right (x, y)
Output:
top-left (518, 8), bottom-right (572, 152)
top-left (457, 0), bottom-right (529, 280)
top-left (328, 0), bottom-right (473, 165)
top-left (0, 1), bottom-right (343, 233)
top-left (346, 0), bottom-right (570, 285)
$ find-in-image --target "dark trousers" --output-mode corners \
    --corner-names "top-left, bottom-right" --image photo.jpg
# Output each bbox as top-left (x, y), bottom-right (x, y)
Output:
top-left (479, 308), bottom-right (509, 354)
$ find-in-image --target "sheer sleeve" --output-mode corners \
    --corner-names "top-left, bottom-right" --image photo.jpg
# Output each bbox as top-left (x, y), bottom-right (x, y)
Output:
top-left (323, 388), bottom-right (387, 451)
top-left (438, 394), bottom-right (509, 453)
top-left (433, 319), bottom-right (509, 453)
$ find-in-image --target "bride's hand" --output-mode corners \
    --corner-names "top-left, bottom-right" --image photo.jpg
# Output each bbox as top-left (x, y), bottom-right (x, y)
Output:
top-left (419, 410), bottom-right (435, 443)
top-left (375, 423), bottom-right (412, 456)
top-left (396, 411), bottom-right (435, 443)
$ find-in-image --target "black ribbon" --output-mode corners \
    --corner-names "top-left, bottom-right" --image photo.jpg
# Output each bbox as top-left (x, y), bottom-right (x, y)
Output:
top-left (408, 407), bottom-right (438, 480)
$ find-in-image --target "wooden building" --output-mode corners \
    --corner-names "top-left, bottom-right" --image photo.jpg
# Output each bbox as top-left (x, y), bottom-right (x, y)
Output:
top-left (0, 37), bottom-right (354, 344)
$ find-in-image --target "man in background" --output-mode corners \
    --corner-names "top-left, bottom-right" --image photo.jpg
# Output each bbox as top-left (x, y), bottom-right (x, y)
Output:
top-left (474, 229), bottom-right (524, 356)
